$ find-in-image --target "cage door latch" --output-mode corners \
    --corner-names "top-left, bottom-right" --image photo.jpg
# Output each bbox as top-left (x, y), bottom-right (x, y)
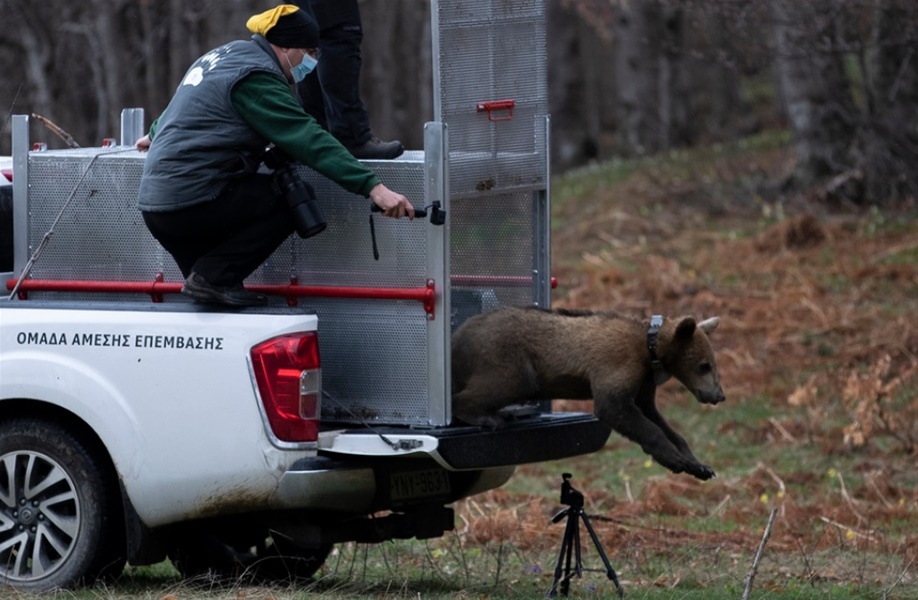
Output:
top-left (476, 99), bottom-right (515, 122)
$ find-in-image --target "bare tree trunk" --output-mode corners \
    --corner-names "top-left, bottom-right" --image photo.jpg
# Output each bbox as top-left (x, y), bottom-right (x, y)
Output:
top-left (859, 0), bottom-right (918, 202)
top-left (7, 0), bottom-right (58, 134)
top-left (692, 2), bottom-right (758, 139)
top-left (169, 0), bottom-right (189, 90)
top-left (615, 0), bottom-right (661, 155)
top-left (2, 0), bottom-right (912, 204)
top-left (614, 0), bottom-right (691, 155)
top-left (86, 0), bottom-right (130, 142)
top-left (659, 2), bottom-right (692, 148)
top-left (771, 0), bottom-right (857, 187)
top-left (412, 2), bottom-right (434, 142)
top-left (547, 0), bottom-right (600, 167)
top-left (138, 1), bottom-right (169, 123)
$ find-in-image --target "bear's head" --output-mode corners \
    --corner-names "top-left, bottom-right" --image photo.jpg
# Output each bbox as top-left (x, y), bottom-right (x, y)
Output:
top-left (657, 316), bottom-right (725, 405)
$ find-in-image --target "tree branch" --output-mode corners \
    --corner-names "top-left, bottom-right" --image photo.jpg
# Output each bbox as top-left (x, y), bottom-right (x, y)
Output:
top-left (742, 508), bottom-right (778, 600)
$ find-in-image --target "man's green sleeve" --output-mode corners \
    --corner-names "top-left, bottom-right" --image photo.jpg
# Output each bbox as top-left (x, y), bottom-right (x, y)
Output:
top-left (231, 72), bottom-right (381, 197)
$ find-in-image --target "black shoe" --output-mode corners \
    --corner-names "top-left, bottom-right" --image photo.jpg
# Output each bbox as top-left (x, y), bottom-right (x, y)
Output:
top-left (181, 273), bottom-right (268, 307)
top-left (347, 136), bottom-right (404, 160)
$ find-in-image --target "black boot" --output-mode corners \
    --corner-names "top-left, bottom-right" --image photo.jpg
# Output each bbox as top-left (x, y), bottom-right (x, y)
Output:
top-left (181, 273), bottom-right (267, 307)
top-left (347, 136), bottom-right (404, 160)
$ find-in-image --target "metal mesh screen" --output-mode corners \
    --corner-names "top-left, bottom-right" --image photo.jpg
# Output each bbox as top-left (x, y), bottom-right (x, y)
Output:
top-left (24, 150), bottom-right (179, 304)
top-left (23, 150), bottom-right (428, 289)
top-left (435, 0), bottom-right (549, 197)
top-left (449, 191), bottom-right (537, 331)
top-left (311, 298), bottom-right (429, 425)
top-left (26, 150), bottom-right (168, 281)
top-left (251, 153), bottom-right (428, 288)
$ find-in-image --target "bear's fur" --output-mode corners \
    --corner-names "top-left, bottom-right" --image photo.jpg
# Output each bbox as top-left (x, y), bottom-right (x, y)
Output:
top-left (451, 306), bottom-right (725, 480)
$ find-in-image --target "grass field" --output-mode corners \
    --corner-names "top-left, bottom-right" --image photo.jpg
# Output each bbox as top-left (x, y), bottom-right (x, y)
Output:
top-left (8, 131), bottom-right (916, 599)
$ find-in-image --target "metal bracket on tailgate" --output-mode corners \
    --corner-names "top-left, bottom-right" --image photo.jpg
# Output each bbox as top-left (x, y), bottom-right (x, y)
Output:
top-left (319, 431), bottom-right (439, 458)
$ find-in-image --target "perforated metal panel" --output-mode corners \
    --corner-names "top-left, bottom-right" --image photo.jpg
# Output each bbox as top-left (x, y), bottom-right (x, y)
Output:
top-left (449, 192), bottom-right (538, 328)
top-left (433, 0), bottom-right (552, 332)
top-left (24, 149), bottom-right (178, 302)
top-left (252, 154), bottom-right (427, 288)
top-left (310, 298), bottom-right (429, 425)
top-left (433, 0), bottom-right (549, 198)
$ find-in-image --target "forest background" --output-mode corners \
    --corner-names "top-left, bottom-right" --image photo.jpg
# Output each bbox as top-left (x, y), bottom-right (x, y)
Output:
top-left (2, 0), bottom-right (917, 205)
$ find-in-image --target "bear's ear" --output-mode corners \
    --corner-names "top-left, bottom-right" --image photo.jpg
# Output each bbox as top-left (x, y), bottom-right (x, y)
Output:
top-left (699, 317), bottom-right (720, 335)
top-left (674, 317), bottom-right (697, 340)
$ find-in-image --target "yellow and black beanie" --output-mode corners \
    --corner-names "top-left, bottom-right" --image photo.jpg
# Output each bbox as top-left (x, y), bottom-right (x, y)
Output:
top-left (246, 4), bottom-right (319, 48)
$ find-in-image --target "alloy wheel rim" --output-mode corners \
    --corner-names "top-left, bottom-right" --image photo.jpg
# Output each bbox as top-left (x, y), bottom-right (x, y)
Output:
top-left (0, 450), bottom-right (81, 582)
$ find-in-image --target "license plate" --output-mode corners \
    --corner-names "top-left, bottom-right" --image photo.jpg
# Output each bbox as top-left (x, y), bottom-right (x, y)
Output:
top-left (390, 469), bottom-right (451, 501)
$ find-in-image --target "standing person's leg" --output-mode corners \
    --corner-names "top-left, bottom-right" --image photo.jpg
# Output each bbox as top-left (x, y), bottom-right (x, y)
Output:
top-left (296, 0), bottom-right (404, 159)
top-left (294, 0), bottom-right (328, 127)
top-left (298, 68), bottom-right (328, 131)
top-left (315, 6), bottom-right (372, 149)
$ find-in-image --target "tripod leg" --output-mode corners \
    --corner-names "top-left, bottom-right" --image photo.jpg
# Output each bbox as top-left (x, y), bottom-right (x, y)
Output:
top-left (561, 514), bottom-right (577, 596)
top-left (572, 511), bottom-right (583, 580)
top-left (580, 513), bottom-right (624, 598)
top-left (547, 510), bottom-right (572, 597)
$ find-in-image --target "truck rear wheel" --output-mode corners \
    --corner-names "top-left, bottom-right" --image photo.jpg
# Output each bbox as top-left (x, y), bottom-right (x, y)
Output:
top-left (0, 418), bottom-right (125, 592)
top-left (169, 523), bottom-right (331, 583)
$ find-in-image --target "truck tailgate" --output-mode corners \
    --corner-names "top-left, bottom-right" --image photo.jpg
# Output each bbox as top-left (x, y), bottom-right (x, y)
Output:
top-left (320, 413), bottom-right (611, 470)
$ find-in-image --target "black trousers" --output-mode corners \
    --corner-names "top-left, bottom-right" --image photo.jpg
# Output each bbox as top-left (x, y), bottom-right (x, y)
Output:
top-left (295, 0), bottom-right (372, 147)
top-left (142, 174), bottom-right (295, 286)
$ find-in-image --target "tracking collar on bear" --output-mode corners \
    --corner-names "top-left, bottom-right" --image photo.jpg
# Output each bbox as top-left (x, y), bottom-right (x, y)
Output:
top-left (647, 315), bottom-right (671, 386)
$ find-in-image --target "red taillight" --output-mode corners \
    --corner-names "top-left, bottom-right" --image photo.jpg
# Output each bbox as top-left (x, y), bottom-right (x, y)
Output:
top-left (1, 169), bottom-right (11, 183)
top-left (250, 332), bottom-right (321, 443)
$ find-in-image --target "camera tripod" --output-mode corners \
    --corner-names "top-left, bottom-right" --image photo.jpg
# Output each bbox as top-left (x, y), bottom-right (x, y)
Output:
top-left (547, 473), bottom-right (623, 598)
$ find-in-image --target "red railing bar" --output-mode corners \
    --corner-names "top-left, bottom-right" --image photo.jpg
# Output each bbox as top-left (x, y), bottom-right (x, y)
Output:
top-left (4, 275), bottom-right (556, 315)
top-left (7, 276), bottom-right (555, 293)
top-left (5, 278), bottom-right (437, 317)
top-left (6, 279), bottom-right (181, 295)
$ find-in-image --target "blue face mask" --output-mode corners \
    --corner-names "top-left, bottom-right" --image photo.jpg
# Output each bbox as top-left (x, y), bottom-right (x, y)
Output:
top-left (287, 51), bottom-right (317, 83)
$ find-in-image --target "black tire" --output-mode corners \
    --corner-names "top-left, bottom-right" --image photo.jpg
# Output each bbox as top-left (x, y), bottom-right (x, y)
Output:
top-left (0, 418), bottom-right (125, 592)
top-left (264, 535), bottom-right (332, 582)
top-left (169, 523), bottom-right (331, 584)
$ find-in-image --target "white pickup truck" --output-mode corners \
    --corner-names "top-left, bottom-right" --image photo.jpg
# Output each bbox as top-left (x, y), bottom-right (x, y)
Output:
top-left (0, 2), bottom-right (612, 591)
top-left (2, 297), bottom-right (608, 592)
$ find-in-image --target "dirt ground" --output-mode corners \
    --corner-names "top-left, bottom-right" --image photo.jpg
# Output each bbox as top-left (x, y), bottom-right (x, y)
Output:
top-left (460, 142), bottom-right (918, 592)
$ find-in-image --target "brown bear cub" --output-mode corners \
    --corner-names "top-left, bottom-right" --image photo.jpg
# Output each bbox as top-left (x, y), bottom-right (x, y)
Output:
top-left (451, 306), bottom-right (725, 480)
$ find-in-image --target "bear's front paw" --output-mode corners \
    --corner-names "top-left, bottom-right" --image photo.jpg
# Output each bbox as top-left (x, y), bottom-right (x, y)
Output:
top-left (688, 463), bottom-right (716, 480)
top-left (454, 413), bottom-right (507, 430)
top-left (475, 415), bottom-right (508, 430)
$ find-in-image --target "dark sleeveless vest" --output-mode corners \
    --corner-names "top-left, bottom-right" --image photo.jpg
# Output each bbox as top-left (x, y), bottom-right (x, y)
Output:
top-left (138, 36), bottom-right (286, 212)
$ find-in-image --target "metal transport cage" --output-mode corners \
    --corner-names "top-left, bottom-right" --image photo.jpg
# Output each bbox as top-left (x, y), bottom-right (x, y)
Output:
top-left (5, 0), bottom-right (553, 429)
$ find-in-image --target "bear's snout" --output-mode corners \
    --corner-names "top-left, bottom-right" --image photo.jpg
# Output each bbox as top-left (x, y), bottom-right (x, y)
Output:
top-left (697, 387), bottom-right (726, 405)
